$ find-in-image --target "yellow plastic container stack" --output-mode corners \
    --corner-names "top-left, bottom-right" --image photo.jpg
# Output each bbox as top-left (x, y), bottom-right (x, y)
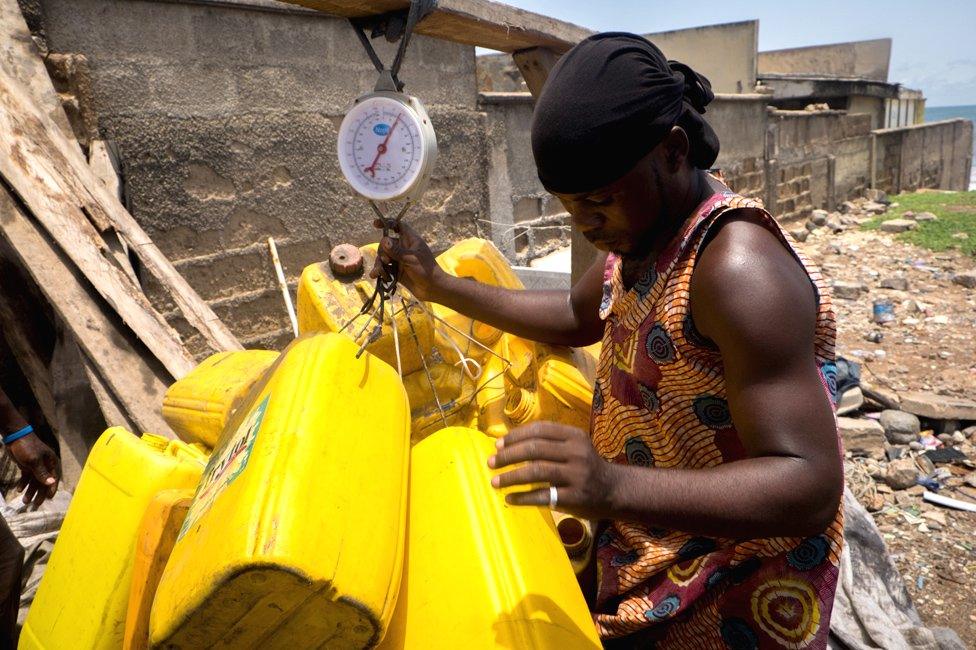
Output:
top-left (296, 238), bottom-right (594, 441)
top-left (149, 332), bottom-right (411, 649)
top-left (379, 427), bottom-right (601, 649)
top-left (20, 430), bottom-right (207, 650)
top-left (161, 349), bottom-right (279, 448)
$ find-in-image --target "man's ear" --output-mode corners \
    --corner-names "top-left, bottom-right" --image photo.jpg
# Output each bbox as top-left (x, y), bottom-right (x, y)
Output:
top-left (661, 126), bottom-right (690, 173)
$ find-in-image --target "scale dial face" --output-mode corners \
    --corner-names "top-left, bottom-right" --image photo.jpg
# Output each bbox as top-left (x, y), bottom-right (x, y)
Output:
top-left (338, 94), bottom-right (434, 202)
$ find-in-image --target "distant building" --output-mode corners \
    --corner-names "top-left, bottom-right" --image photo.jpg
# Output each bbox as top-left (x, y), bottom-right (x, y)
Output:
top-left (476, 22), bottom-right (969, 253)
top-left (641, 20), bottom-right (758, 94)
top-left (758, 39), bottom-right (925, 130)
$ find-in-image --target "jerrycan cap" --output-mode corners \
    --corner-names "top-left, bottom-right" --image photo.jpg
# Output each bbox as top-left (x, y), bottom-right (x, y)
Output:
top-left (141, 433), bottom-right (170, 452)
top-left (330, 244), bottom-right (364, 277)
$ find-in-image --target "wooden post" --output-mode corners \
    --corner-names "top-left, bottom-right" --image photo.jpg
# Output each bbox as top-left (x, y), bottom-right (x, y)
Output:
top-left (512, 47), bottom-right (560, 96)
top-left (512, 46), bottom-right (597, 285)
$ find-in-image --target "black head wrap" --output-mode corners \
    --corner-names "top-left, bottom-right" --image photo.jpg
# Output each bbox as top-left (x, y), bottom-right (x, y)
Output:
top-left (531, 32), bottom-right (720, 194)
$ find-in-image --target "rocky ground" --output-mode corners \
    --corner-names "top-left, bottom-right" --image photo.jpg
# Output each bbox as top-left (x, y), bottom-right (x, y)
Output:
top-left (790, 193), bottom-right (976, 645)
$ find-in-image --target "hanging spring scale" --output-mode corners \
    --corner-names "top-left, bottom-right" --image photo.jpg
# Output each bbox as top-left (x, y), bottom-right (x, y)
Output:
top-left (337, 0), bottom-right (439, 358)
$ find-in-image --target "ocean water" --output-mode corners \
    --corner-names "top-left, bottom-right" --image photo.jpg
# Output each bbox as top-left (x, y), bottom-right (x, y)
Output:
top-left (925, 104), bottom-right (976, 190)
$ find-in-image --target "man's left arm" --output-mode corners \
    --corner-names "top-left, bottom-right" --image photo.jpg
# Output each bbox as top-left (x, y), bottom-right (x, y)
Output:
top-left (490, 211), bottom-right (843, 539)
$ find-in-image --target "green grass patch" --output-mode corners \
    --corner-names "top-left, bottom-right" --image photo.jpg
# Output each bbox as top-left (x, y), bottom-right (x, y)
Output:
top-left (861, 190), bottom-right (976, 256)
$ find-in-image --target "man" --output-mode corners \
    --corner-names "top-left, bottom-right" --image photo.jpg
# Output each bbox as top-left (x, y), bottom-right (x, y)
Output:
top-left (375, 34), bottom-right (843, 648)
top-left (0, 384), bottom-right (59, 648)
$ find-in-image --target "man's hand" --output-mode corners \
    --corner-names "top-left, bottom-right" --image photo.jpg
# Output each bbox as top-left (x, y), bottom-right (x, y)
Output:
top-left (370, 219), bottom-right (447, 302)
top-left (7, 433), bottom-right (59, 507)
top-left (488, 422), bottom-right (616, 520)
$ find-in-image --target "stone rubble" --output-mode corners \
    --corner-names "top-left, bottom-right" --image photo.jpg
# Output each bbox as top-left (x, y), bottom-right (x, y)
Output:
top-left (879, 219), bottom-right (918, 233)
top-left (797, 189), bottom-right (976, 643)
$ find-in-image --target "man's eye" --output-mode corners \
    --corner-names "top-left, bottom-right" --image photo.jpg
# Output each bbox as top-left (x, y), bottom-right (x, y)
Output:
top-left (587, 196), bottom-right (613, 206)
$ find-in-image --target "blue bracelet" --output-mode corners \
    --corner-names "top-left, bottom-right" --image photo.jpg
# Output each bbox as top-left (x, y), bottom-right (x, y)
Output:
top-left (3, 425), bottom-right (33, 445)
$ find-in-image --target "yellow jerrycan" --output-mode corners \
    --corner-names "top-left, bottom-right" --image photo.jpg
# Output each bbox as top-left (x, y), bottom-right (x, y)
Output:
top-left (161, 349), bottom-right (279, 448)
top-left (379, 427), bottom-right (601, 649)
top-left (123, 489), bottom-right (195, 650)
top-left (19, 430), bottom-right (207, 650)
top-left (149, 332), bottom-right (411, 649)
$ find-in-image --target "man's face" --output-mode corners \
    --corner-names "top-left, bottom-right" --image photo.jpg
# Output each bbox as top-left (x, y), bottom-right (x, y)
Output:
top-left (552, 148), bottom-right (667, 257)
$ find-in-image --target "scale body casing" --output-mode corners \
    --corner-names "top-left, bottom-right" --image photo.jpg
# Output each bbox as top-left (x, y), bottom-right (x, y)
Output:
top-left (338, 91), bottom-right (438, 203)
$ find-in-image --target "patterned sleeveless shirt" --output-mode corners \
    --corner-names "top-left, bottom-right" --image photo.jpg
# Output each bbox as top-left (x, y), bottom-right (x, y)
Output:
top-left (590, 191), bottom-right (844, 648)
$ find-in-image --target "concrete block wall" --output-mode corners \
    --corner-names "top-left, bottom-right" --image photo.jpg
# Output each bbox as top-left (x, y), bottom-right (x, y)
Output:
top-left (873, 119), bottom-right (974, 195)
top-left (708, 94), bottom-right (768, 199)
top-left (766, 110), bottom-right (872, 221)
top-left (481, 92), bottom-right (570, 264)
top-left (31, 0), bottom-right (489, 354)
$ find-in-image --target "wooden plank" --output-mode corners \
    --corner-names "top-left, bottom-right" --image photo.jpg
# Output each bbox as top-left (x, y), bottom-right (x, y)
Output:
top-left (280, 0), bottom-right (592, 53)
top-left (512, 47), bottom-right (561, 96)
top-left (0, 71), bottom-right (198, 378)
top-left (0, 7), bottom-right (241, 354)
top-left (89, 139), bottom-right (140, 285)
top-left (0, 0), bottom-right (77, 150)
top-left (0, 187), bottom-right (172, 436)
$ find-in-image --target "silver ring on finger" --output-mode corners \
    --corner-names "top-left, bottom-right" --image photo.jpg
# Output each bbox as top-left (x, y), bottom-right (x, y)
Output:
top-left (548, 485), bottom-right (558, 510)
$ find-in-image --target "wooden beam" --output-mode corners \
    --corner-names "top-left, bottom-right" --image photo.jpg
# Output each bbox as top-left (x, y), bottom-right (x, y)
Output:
top-left (89, 139), bottom-right (140, 285)
top-left (512, 47), bottom-right (560, 96)
top-left (279, 0), bottom-right (592, 53)
top-left (0, 188), bottom-right (172, 436)
top-left (0, 0), bottom-right (241, 355)
top-left (0, 0), bottom-right (77, 149)
top-left (0, 84), bottom-right (196, 378)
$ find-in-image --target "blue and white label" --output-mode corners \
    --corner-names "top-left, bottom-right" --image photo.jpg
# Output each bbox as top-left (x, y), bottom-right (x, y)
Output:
top-left (373, 123), bottom-right (391, 136)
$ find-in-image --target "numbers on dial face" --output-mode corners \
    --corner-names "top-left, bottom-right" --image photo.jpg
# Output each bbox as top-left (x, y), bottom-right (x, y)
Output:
top-left (339, 97), bottom-right (425, 200)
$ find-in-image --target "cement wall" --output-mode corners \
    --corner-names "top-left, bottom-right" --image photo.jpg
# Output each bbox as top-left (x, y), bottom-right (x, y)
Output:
top-left (644, 20), bottom-right (758, 94)
top-left (848, 95), bottom-right (885, 130)
top-left (477, 54), bottom-right (526, 93)
top-left (873, 119), bottom-right (974, 195)
top-left (481, 92), bottom-right (569, 264)
top-left (30, 0), bottom-right (489, 353)
top-left (766, 110), bottom-right (873, 221)
top-left (708, 94), bottom-right (767, 198)
top-left (758, 38), bottom-right (892, 82)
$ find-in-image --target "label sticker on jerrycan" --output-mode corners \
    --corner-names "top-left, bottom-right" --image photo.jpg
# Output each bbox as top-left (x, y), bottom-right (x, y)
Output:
top-left (179, 395), bottom-right (269, 538)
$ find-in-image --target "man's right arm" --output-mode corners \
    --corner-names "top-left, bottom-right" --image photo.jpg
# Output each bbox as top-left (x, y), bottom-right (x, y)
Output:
top-left (371, 221), bottom-right (606, 347)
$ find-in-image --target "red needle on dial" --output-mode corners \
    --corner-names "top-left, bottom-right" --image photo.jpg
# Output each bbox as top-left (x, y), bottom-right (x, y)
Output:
top-left (364, 114), bottom-right (402, 178)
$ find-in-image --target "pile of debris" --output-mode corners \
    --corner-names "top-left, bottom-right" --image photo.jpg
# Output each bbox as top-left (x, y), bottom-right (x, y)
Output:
top-left (789, 188), bottom-right (976, 643)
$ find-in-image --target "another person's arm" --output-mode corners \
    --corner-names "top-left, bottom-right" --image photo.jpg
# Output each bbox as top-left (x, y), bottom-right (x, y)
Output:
top-left (0, 386), bottom-right (59, 507)
top-left (490, 211), bottom-right (843, 539)
top-left (371, 220), bottom-right (606, 347)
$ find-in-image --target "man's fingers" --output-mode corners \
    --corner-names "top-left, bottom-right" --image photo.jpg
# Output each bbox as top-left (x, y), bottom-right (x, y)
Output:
top-left (498, 422), bottom-right (570, 450)
top-left (489, 439), bottom-right (566, 469)
top-left (22, 483), bottom-right (36, 505)
top-left (30, 483), bottom-right (47, 508)
top-left (31, 459), bottom-right (55, 486)
top-left (395, 220), bottom-right (422, 245)
top-left (492, 461), bottom-right (567, 489)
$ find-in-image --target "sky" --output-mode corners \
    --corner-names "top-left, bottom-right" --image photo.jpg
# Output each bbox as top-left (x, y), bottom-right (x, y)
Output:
top-left (482, 0), bottom-right (976, 107)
